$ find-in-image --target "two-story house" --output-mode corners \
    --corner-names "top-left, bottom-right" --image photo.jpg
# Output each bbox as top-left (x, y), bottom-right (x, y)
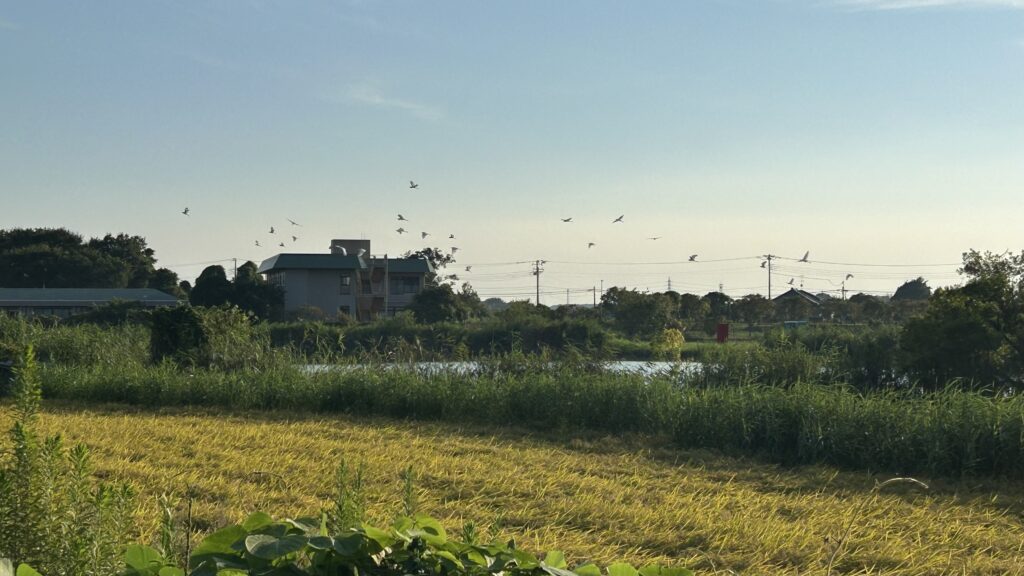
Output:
top-left (257, 239), bottom-right (432, 321)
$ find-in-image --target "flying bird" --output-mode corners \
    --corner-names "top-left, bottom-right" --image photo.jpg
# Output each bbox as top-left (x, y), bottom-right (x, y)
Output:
top-left (287, 219), bottom-right (300, 226)
top-left (465, 266), bottom-right (472, 272)
top-left (689, 254), bottom-right (698, 262)
top-left (845, 273), bottom-right (854, 280)
top-left (612, 215), bottom-right (625, 223)
top-left (269, 226), bottom-right (275, 234)
top-left (451, 247), bottom-right (459, 254)
top-left (255, 240), bottom-right (261, 247)
top-left (181, 207), bottom-right (190, 216)
top-left (449, 234), bottom-right (455, 239)
top-left (647, 237), bottom-right (662, 241)
top-left (421, 232), bottom-right (429, 239)
top-left (788, 278), bottom-right (795, 285)
top-left (279, 242), bottom-right (285, 247)
top-left (398, 214), bottom-right (408, 221)
top-left (760, 261), bottom-right (767, 269)
top-left (588, 242), bottom-right (596, 249)
top-left (292, 235), bottom-right (298, 242)
top-left (799, 251), bottom-right (810, 263)
top-left (409, 181), bottom-right (419, 189)
top-left (561, 217), bottom-right (573, 223)
top-left (396, 228), bottom-right (407, 234)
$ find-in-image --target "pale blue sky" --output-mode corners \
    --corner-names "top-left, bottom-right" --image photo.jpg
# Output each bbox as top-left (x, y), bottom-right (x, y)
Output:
top-left (1, 1), bottom-right (1022, 302)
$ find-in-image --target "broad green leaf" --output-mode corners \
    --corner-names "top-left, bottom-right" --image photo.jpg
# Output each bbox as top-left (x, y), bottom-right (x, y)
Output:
top-left (158, 568), bottom-right (185, 576)
top-left (244, 534), bottom-right (307, 560)
top-left (608, 563), bottom-right (640, 576)
top-left (574, 563), bottom-right (602, 576)
top-left (512, 549), bottom-right (540, 569)
top-left (361, 524), bottom-right (397, 548)
top-left (242, 512), bottom-right (274, 532)
top-left (333, 534), bottom-right (365, 556)
top-left (16, 567), bottom-right (42, 576)
top-left (124, 544), bottom-right (165, 571)
top-left (544, 551), bottom-right (567, 569)
top-left (659, 568), bottom-right (694, 576)
top-left (306, 536), bottom-right (334, 550)
top-left (191, 525), bottom-right (248, 559)
top-left (413, 514), bottom-right (447, 540)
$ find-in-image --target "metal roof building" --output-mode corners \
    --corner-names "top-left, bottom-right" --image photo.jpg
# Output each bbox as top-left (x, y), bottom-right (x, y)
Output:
top-left (0, 288), bottom-right (180, 319)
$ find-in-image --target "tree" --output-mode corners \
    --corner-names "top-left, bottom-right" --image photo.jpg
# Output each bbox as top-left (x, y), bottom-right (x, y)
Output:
top-left (600, 287), bottom-right (676, 338)
top-left (408, 284), bottom-right (473, 324)
top-left (900, 250), bottom-right (1024, 388)
top-left (231, 261), bottom-right (284, 320)
top-left (676, 293), bottom-right (709, 323)
top-left (0, 228), bottom-right (164, 289)
top-left (892, 277), bottom-right (931, 301)
top-left (403, 247), bottom-right (456, 287)
top-left (732, 294), bottom-right (773, 325)
top-left (148, 268), bottom-right (184, 298)
top-left (701, 292), bottom-right (733, 320)
top-left (189, 265), bottom-right (234, 308)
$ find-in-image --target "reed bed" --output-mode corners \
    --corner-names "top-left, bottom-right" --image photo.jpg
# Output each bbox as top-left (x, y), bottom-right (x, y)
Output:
top-left (36, 362), bottom-right (1024, 477)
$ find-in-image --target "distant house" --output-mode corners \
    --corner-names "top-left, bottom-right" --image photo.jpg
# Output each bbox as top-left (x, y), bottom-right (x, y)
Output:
top-left (0, 288), bottom-right (180, 319)
top-left (257, 239), bottom-right (433, 321)
top-left (772, 288), bottom-right (823, 306)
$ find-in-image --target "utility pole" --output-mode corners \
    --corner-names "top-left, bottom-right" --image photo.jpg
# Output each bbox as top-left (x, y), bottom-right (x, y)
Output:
top-left (763, 254), bottom-right (775, 299)
top-left (841, 281), bottom-right (847, 301)
top-left (566, 288), bottom-right (570, 306)
top-left (384, 253), bottom-right (389, 317)
top-left (592, 286), bottom-right (597, 307)
top-left (668, 277), bottom-right (672, 292)
top-left (532, 260), bottom-right (545, 305)
top-left (233, 258), bottom-right (238, 279)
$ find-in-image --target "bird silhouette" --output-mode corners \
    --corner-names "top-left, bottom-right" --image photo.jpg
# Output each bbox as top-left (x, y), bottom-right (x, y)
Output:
top-left (788, 278), bottom-right (795, 285)
top-left (255, 240), bottom-right (261, 247)
top-left (292, 235), bottom-right (298, 242)
top-left (398, 214), bottom-right (408, 221)
top-left (279, 242), bottom-right (285, 247)
top-left (561, 217), bottom-right (573, 223)
top-left (799, 251), bottom-right (810, 262)
top-left (588, 242), bottom-right (596, 249)
top-left (647, 237), bottom-right (662, 241)
top-left (689, 254), bottom-right (698, 262)
top-left (409, 181), bottom-right (419, 189)
top-left (451, 247), bottom-right (459, 254)
top-left (845, 273), bottom-right (854, 280)
top-left (396, 228), bottom-right (407, 234)
top-left (465, 266), bottom-right (472, 272)
top-left (613, 215), bottom-right (625, 223)
top-left (181, 207), bottom-right (190, 216)
top-left (760, 261), bottom-right (767, 269)
top-left (287, 219), bottom-right (300, 226)
top-left (421, 232), bottom-right (429, 239)
top-left (269, 226), bottom-right (275, 234)
top-left (449, 234), bottom-right (455, 239)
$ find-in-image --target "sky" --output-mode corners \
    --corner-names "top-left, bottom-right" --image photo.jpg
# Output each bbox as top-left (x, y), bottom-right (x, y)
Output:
top-left (1, 0), bottom-right (1022, 304)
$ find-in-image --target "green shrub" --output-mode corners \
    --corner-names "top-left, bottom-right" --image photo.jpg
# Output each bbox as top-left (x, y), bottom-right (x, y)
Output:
top-left (0, 345), bottom-right (135, 574)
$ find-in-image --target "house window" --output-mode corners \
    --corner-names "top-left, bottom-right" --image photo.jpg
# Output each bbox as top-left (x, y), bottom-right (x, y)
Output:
top-left (339, 273), bottom-right (352, 295)
top-left (389, 276), bottom-right (421, 295)
top-left (268, 271), bottom-right (286, 287)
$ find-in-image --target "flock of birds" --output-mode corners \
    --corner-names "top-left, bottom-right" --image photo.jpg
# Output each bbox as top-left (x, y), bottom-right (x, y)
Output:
top-left (180, 180), bottom-right (825, 288)
top-left (182, 206), bottom-right (302, 250)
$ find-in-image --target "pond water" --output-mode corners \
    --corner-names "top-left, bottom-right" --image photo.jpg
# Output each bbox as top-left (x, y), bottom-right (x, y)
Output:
top-left (303, 360), bottom-right (702, 377)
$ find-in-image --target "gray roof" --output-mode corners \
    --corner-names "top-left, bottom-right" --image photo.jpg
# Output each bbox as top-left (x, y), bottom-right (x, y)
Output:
top-left (0, 288), bottom-right (179, 306)
top-left (773, 288), bottom-right (823, 306)
top-left (258, 254), bottom-right (367, 273)
top-left (258, 253), bottom-right (432, 274)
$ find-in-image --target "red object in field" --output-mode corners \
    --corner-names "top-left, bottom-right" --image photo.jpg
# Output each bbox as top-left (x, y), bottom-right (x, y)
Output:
top-left (716, 323), bottom-right (730, 343)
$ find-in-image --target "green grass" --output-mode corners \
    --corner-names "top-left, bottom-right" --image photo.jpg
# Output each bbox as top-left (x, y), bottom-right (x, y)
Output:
top-left (5, 402), bottom-right (1023, 576)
